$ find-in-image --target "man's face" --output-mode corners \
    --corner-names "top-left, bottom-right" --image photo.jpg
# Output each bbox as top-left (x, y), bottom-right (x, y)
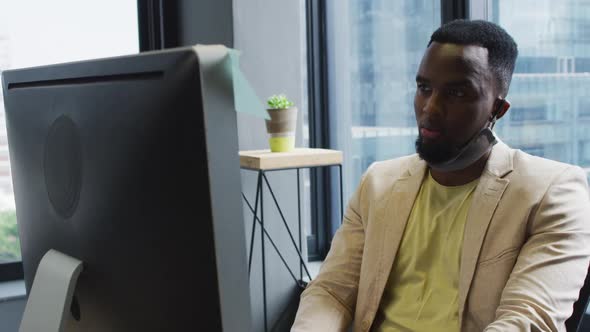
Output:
top-left (414, 42), bottom-right (497, 163)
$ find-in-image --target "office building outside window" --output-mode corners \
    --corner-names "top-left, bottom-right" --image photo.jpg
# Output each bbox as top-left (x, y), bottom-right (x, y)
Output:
top-left (0, 1), bottom-right (139, 264)
top-left (487, 0), bottom-right (590, 182)
top-left (326, 0), bottom-right (441, 206)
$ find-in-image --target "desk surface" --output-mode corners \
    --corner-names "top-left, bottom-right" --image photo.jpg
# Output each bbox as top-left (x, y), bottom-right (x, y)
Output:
top-left (239, 148), bottom-right (343, 170)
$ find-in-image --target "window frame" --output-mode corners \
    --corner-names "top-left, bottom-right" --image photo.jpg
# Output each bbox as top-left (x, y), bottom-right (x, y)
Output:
top-left (137, 0), bottom-right (178, 51)
top-left (305, 0), bottom-right (331, 260)
top-left (0, 262), bottom-right (23, 282)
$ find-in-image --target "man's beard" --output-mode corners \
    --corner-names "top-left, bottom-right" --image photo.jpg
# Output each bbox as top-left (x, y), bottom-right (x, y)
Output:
top-left (415, 135), bottom-right (458, 164)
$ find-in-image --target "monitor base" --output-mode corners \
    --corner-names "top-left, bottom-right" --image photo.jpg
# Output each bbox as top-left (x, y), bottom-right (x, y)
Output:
top-left (19, 249), bottom-right (83, 332)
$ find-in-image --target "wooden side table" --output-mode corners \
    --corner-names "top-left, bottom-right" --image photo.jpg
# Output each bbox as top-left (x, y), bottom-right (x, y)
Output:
top-left (239, 148), bottom-right (344, 332)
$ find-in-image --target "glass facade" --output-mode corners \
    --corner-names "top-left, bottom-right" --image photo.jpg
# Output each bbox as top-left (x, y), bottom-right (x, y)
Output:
top-left (491, 0), bottom-right (590, 181)
top-left (326, 0), bottom-right (441, 203)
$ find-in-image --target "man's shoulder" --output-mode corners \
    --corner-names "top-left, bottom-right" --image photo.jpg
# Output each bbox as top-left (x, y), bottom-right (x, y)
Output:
top-left (510, 148), bottom-right (584, 181)
top-left (497, 146), bottom-right (588, 201)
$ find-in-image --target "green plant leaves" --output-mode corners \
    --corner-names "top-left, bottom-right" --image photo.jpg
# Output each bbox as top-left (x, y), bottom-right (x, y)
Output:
top-left (0, 210), bottom-right (20, 262)
top-left (267, 94), bottom-right (295, 109)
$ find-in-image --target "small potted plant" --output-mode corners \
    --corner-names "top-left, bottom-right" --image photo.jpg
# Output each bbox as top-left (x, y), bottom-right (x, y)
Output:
top-left (265, 94), bottom-right (297, 152)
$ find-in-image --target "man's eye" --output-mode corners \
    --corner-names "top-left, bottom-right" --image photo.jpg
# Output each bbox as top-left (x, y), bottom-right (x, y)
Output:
top-left (417, 83), bottom-right (431, 93)
top-left (448, 88), bottom-right (465, 97)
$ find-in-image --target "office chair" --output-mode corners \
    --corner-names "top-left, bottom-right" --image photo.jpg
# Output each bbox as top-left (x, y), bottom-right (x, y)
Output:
top-left (566, 265), bottom-right (590, 332)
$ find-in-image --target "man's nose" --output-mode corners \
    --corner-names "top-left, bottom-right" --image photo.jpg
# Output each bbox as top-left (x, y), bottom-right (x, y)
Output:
top-left (422, 90), bottom-right (443, 116)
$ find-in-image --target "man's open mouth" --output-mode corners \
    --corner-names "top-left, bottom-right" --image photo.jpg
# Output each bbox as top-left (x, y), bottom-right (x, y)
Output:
top-left (420, 127), bottom-right (442, 139)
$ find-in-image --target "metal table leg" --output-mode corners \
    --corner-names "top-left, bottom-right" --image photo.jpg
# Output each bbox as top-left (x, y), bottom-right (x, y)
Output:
top-left (260, 170), bottom-right (267, 332)
top-left (248, 173), bottom-right (262, 276)
top-left (241, 163), bottom-right (343, 332)
top-left (297, 168), bottom-right (302, 280)
top-left (338, 164), bottom-right (344, 221)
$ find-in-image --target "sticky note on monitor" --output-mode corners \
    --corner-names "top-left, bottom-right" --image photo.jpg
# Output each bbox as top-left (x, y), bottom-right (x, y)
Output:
top-left (225, 49), bottom-right (269, 120)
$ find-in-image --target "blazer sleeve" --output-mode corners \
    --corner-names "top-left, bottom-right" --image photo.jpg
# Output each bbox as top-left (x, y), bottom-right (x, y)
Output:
top-left (484, 166), bottom-right (590, 332)
top-left (291, 167), bottom-right (371, 332)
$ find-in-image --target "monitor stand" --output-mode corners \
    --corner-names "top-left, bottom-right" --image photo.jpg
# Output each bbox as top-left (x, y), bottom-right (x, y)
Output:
top-left (19, 249), bottom-right (83, 332)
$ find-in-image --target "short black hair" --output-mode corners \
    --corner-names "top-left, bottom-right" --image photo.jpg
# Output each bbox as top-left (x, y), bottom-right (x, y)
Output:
top-left (428, 19), bottom-right (518, 97)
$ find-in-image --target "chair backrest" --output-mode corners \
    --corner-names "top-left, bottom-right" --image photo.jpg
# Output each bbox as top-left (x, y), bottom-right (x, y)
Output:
top-left (566, 266), bottom-right (590, 332)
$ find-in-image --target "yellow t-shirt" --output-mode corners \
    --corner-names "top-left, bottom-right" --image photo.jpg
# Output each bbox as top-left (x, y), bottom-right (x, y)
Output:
top-left (373, 171), bottom-right (479, 332)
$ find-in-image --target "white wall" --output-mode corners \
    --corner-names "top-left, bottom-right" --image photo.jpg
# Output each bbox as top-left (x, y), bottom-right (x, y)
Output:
top-left (233, 0), bottom-right (309, 330)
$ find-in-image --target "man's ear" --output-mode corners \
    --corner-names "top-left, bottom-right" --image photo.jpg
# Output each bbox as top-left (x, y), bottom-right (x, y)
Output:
top-left (493, 98), bottom-right (511, 120)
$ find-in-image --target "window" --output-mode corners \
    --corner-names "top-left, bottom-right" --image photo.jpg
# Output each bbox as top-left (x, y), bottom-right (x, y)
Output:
top-left (578, 99), bottom-right (590, 118)
top-left (0, 1), bottom-right (138, 270)
top-left (520, 145), bottom-right (546, 158)
top-left (325, 0), bottom-right (441, 216)
top-left (510, 104), bottom-right (548, 123)
top-left (483, 0), bottom-right (590, 180)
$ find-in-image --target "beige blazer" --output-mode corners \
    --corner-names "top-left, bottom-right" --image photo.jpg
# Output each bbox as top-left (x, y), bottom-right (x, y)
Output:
top-left (292, 142), bottom-right (590, 332)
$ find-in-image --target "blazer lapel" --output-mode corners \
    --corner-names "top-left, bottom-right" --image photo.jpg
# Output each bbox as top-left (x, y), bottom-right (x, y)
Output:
top-left (369, 157), bottom-right (427, 315)
top-left (458, 142), bottom-right (513, 322)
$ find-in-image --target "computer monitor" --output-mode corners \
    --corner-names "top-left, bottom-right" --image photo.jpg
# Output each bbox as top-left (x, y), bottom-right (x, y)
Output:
top-left (1, 45), bottom-right (252, 331)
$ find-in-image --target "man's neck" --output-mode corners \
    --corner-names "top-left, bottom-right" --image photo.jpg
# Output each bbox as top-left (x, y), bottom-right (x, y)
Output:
top-left (429, 151), bottom-right (491, 186)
